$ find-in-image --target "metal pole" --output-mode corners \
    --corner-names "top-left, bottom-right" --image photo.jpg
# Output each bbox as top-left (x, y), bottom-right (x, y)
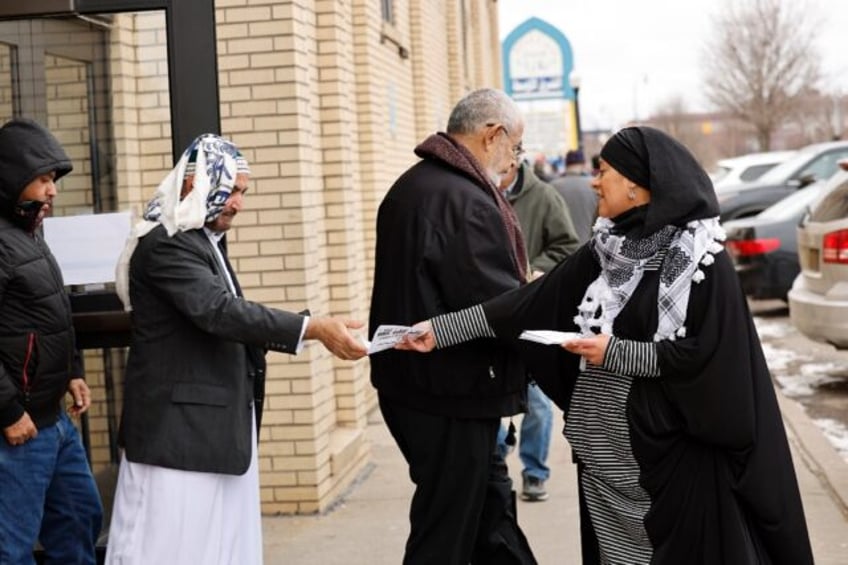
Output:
top-left (573, 87), bottom-right (583, 151)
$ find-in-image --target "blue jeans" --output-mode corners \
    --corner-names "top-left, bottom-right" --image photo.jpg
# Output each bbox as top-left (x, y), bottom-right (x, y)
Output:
top-left (0, 411), bottom-right (102, 565)
top-left (498, 382), bottom-right (552, 481)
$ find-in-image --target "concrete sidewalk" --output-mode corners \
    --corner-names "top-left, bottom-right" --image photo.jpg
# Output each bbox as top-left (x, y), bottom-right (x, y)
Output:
top-left (263, 389), bottom-right (848, 564)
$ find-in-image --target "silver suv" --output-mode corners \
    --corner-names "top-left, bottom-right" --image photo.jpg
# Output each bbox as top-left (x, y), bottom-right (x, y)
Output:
top-left (788, 160), bottom-right (848, 348)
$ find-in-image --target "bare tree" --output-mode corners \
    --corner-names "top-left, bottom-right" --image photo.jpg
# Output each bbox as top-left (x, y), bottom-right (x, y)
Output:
top-left (787, 88), bottom-right (846, 145)
top-left (701, 0), bottom-right (821, 150)
top-left (647, 96), bottom-right (723, 167)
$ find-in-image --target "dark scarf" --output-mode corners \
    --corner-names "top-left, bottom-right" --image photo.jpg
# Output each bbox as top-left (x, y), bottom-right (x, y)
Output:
top-left (12, 199), bottom-right (46, 233)
top-left (601, 127), bottom-right (719, 237)
top-left (415, 132), bottom-right (529, 281)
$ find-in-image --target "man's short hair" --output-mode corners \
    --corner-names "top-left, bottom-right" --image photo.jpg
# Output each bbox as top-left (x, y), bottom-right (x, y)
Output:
top-left (565, 149), bottom-right (586, 166)
top-left (446, 88), bottom-right (522, 136)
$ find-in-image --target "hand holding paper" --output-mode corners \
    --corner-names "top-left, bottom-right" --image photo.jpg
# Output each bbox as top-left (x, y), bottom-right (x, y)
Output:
top-left (366, 324), bottom-right (428, 355)
top-left (518, 330), bottom-right (581, 345)
top-left (561, 333), bottom-right (611, 366)
top-left (392, 321), bottom-right (435, 352)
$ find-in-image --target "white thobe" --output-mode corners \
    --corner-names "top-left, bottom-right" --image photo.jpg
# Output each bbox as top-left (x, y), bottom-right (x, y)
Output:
top-left (104, 413), bottom-right (262, 565)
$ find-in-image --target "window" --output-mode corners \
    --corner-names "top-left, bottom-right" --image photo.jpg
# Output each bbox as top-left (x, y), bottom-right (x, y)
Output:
top-left (797, 149), bottom-right (848, 183)
top-left (810, 176), bottom-right (848, 222)
top-left (739, 163), bottom-right (778, 182)
top-left (381, 0), bottom-right (393, 23)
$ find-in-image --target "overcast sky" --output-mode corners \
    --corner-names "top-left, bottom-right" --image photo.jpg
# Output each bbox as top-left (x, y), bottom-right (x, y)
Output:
top-left (498, 0), bottom-right (848, 130)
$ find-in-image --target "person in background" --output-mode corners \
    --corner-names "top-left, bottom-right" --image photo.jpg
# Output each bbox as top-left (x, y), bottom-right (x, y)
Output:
top-left (499, 159), bottom-right (579, 501)
top-left (105, 133), bottom-right (367, 565)
top-left (0, 118), bottom-right (103, 564)
top-left (551, 149), bottom-right (598, 244)
top-left (369, 88), bottom-right (537, 564)
top-left (532, 153), bottom-right (553, 181)
top-left (399, 126), bottom-right (813, 564)
top-left (590, 153), bottom-right (601, 177)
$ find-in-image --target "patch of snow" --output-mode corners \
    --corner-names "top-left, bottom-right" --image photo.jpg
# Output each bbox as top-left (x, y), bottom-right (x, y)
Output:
top-left (799, 362), bottom-right (844, 379)
top-left (812, 418), bottom-right (848, 463)
top-left (775, 362), bottom-right (842, 397)
top-left (760, 343), bottom-right (805, 372)
top-left (754, 318), bottom-right (794, 340)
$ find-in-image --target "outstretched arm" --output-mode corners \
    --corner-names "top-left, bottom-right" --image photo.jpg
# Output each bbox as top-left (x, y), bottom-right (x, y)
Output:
top-left (396, 303), bottom-right (497, 352)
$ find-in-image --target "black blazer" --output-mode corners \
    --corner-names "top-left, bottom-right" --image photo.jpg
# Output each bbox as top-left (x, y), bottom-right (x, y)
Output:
top-left (119, 226), bottom-right (304, 475)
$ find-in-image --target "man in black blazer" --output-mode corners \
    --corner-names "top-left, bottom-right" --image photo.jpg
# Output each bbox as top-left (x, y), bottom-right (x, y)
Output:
top-left (105, 134), bottom-right (366, 565)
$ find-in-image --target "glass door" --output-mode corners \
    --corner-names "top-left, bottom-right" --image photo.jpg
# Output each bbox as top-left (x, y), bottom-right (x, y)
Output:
top-left (0, 17), bottom-right (114, 215)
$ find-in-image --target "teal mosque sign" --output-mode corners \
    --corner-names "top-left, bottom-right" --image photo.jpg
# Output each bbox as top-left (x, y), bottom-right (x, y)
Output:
top-left (502, 17), bottom-right (575, 101)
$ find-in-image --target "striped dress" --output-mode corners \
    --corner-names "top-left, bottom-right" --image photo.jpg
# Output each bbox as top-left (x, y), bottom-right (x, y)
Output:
top-left (566, 339), bottom-right (659, 564)
top-left (432, 255), bottom-right (666, 565)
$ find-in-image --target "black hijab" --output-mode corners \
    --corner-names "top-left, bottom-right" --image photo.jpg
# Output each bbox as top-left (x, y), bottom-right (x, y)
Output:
top-left (600, 126), bottom-right (718, 237)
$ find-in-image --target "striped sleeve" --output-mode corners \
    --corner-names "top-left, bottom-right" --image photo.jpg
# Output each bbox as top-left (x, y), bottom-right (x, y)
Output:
top-left (602, 336), bottom-right (661, 378)
top-left (431, 304), bottom-right (496, 349)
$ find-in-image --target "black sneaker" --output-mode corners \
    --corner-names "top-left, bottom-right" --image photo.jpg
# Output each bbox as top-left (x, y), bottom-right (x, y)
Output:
top-left (521, 476), bottom-right (548, 502)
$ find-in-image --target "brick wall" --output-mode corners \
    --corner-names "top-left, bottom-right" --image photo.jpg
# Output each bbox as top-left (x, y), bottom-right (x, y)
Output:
top-left (65, 0), bottom-right (502, 513)
top-left (214, 0), bottom-right (502, 514)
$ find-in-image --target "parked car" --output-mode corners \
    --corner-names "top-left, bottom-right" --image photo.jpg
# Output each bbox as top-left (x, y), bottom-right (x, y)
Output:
top-left (788, 160), bottom-right (848, 349)
top-left (724, 182), bottom-right (825, 300)
top-left (709, 150), bottom-right (796, 191)
top-left (717, 140), bottom-right (848, 222)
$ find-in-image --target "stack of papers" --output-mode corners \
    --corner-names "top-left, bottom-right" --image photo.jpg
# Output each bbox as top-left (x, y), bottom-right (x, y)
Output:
top-left (518, 330), bottom-right (581, 345)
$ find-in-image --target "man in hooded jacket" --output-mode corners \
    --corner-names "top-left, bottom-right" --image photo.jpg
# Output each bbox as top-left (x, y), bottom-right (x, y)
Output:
top-left (0, 118), bottom-right (103, 564)
top-left (498, 160), bottom-right (579, 502)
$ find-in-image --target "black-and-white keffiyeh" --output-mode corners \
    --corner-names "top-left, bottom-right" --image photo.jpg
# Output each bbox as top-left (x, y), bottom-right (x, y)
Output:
top-left (115, 133), bottom-right (250, 310)
top-left (574, 216), bottom-right (726, 341)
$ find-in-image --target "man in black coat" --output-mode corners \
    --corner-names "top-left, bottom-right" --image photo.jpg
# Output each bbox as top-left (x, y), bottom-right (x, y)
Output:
top-left (0, 118), bottom-right (103, 564)
top-left (105, 134), bottom-right (367, 565)
top-left (369, 88), bottom-right (537, 564)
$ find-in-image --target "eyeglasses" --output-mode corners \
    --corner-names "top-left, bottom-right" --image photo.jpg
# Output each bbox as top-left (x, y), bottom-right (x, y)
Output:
top-left (487, 123), bottom-right (524, 158)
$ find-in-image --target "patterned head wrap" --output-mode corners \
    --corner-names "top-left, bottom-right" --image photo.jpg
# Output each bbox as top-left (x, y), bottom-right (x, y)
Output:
top-left (115, 133), bottom-right (250, 310)
top-left (142, 134), bottom-right (251, 228)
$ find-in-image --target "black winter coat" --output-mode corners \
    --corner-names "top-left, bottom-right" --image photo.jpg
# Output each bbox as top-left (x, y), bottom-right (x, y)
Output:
top-left (0, 219), bottom-right (81, 429)
top-left (369, 158), bottom-right (527, 419)
top-left (0, 119), bottom-right (79, 430)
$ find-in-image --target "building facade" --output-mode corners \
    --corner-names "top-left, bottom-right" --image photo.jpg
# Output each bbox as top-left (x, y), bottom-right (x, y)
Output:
top-left (0, 0), bottom-right (503, 514)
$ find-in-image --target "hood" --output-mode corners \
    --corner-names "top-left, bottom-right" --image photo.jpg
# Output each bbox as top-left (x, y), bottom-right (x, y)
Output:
top-left (506, 162), bottom-right (545, 204)
top-left (0, 118), bottom-right (72, 217)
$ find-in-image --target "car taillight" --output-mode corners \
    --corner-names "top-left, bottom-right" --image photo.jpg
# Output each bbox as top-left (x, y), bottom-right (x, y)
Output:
top-left (725, 238), bottom-right (780, 256)
top-left (822, 229), bottom-right (848, 264)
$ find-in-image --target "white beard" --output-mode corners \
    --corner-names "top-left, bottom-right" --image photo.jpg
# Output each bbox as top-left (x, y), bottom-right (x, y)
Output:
top-left (486, 169), bottom-right (502, 187)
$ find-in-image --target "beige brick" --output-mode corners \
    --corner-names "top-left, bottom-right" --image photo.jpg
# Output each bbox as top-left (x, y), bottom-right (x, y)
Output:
top-left (226, 36), bottom-right (275, 55)
top-left (217, 54), bottom-right (251, 71)
top-left (223, 6), bottom-right (272, 24)
top-left (216, 22), bottom-right (249, 40)
top-left (248, 20), bottom-right (290, 37)
top-left (95, 0), bottom-right (500, 518)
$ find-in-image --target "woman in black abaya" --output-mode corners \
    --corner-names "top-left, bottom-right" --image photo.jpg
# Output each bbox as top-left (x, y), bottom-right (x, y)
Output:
top-left (399, 126), bottom-right (813, 564)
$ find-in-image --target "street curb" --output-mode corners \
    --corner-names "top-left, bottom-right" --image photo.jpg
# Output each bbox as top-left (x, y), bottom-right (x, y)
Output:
top-left (777, 389), bottom-right (848, 519)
